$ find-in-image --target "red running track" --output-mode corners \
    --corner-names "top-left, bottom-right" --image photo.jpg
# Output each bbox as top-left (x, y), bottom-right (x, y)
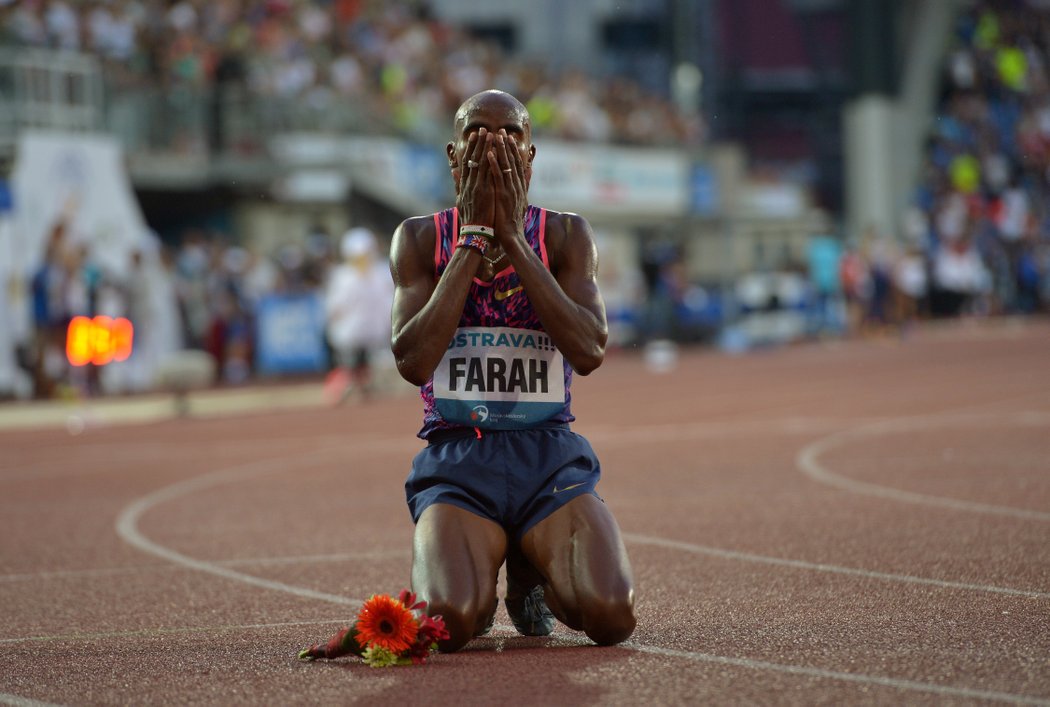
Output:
top-left (1, 319), bottom-right (1048, 705)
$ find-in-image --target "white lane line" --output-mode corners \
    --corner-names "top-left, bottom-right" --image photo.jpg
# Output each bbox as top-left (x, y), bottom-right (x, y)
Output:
top-left (0, 550), bottom-right (411, 583)
top-left (624, 533), bottom-right (1050, 599)
top-left (0, 695), bottom-right (63, 707)
top-left (114, 453), bottom-right (361, 607)
top-left (0, 618), bottom-right (353, 645)
top-left (581, 416), bottom-right (869, 446)
top-left (0, 620), bottom-right (530, 647)
top-left (629, 644), bottom-right (1050, 706)
top-left (0, 433), bottom-right (411, 479)
top-left (796, 412), bottom-right (1050, 521)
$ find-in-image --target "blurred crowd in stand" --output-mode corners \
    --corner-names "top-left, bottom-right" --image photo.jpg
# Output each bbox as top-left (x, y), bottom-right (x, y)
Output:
top-left (0, 0), bottom-right (704, 148)
top-left (905, 0), bottom-right (1050, 319)
top-left (817, 0), bottom-right (1050, 341)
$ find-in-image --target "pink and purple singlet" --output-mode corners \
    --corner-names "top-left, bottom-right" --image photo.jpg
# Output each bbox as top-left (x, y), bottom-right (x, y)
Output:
top-left (418, 205), bottom-right (575, 439)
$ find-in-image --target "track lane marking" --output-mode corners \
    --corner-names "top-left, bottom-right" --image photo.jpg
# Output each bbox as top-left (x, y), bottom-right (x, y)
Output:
top-left (0, 550), bottom-right (411, 583)
top-left (624, 533), bottom-right (1050, 599)
top-left (0, 695), bottom-right (63, 707)
top-left (0, 618), bottom-right (355, 645)
top-left (797, 412), bottom-right (1050, 521)
top-left (627, 644), bottom-right (1050, 706)
top-left (114, 454), bottom-right (360, 607)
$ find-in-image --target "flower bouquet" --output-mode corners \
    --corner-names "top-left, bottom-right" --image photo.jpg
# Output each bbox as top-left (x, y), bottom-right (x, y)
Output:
top-left (298, 590), bottom-right (449, 667)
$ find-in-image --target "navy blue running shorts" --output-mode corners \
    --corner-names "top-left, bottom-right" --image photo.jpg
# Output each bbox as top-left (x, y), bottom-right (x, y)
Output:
top-left (405, 423), bottom-right (603, 541)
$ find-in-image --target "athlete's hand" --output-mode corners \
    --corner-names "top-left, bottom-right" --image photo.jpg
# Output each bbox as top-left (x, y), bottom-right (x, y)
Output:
top-left (491, 129), bottom-right (528, 244)
top-left (457, 128), bottom-right (496, 227)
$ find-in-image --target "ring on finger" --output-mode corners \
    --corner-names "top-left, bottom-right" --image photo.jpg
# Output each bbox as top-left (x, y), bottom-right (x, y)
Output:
top-left (467, 160), bottom-right (479, 169)
top-left (502, 168), bottom-right (513, 173)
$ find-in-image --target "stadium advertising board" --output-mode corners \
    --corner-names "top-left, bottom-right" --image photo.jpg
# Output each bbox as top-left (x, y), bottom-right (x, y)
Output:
top-left (269, 135), bottom-right (695, 217)
top-left (527, 140), bottom-right (690, 216)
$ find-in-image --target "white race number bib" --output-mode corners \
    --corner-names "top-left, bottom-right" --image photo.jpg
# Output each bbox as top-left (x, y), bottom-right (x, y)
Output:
top-left (434, 326), bottom-right (565, 429)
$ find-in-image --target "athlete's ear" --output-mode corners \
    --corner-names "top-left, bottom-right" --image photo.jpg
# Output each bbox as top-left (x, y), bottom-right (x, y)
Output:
top-left (447, 141), bottom-right (462, 191)
top-left (523, 143), bottom-right (536, 190)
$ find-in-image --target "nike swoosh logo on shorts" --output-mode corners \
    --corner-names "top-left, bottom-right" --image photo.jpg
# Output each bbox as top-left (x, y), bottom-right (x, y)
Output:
top-left (552, 481), bottom-right (586, 494)
top-left (494, 285), bottom-right (524, 301)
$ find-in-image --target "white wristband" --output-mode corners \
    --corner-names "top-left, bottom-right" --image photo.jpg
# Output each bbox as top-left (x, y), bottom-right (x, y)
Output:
top-left (459, 224), bottom-right (495, 240)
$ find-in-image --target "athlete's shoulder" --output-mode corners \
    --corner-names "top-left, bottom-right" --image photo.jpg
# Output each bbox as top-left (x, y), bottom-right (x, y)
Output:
top-left (536, 208), bottom-right (595, 266)
top-left (392, 212), bottom-right (441, 263)
top-left (396, 212), bottom-right (440, 239)
top-left (537, 207), bottom-right (589, 229)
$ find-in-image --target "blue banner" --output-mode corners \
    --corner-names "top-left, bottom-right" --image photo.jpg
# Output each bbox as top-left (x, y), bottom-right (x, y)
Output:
top-left (690, 164), bottom-right (719, 216)
top-left (254, 292), bottom-right (329, 375)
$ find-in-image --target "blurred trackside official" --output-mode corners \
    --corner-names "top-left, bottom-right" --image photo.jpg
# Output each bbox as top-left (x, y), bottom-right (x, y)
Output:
top-left (389, 90), bottom-right (637, 651)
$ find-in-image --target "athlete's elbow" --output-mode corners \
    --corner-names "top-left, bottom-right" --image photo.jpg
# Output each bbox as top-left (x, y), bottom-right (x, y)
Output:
top-left (397, 359), bottom-right (429, 386)
top-left (392, 338), bottom-right (429, 386)
top-left (394, 351), bottom-right (430, 386)
top-left (571, 344), bottom-right (605, 376)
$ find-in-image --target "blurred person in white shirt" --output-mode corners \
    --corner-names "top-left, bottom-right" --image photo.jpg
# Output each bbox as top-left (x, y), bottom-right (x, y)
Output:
top-left (323, 227), bottom-right (394, 403)
top-left (892, 245), bottom-right (929, 331)
top-left (932, 240), bottom-right (990, 317)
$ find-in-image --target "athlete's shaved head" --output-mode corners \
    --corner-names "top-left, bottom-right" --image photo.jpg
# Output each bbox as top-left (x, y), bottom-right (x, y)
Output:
top-left (446, 89), bottom-right (536, 194)
top-left (453, 90), bottom-right (531, 140)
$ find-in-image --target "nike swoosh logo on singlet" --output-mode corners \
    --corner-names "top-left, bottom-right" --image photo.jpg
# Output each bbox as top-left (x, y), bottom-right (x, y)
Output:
top-left (494, 285), bottom-right (524, 301)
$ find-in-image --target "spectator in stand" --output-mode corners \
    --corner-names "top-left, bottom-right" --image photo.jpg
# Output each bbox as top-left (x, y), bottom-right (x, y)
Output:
top-left (29, 220), bottom-right (71, 398)
top-left (931, 238), bottom-right (990, 317)
top-left (863, 235), bottom-right (895, 334)
top-left (838, 241), bottom-right (871, 335)
top-left (892, 244), bottom-right (929, 331)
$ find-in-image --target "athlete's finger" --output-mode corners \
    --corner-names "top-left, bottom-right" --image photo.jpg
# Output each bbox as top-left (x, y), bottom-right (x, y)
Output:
top-left (507, 135), bottom-right (526, 189)
top-left (492, 131), bottom-right (513, 187)
top-left (487, 145), bottom-right (505, 189)
top-left (461, 131), bottom-right (479, 190)
top-left (477, 129), bottom-right (493, 180)
top-left (495, 130), bottom-right (513, 172)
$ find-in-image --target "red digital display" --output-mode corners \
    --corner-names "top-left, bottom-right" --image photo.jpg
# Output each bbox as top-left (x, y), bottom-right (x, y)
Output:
top-left (66, 316), bottom-right (135, 366)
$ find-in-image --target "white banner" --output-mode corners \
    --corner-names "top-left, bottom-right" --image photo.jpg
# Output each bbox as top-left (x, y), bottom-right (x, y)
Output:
top-left (521, 140), bottom-right (690, 216)
top-left (11, 131), bottom-right (149, 278)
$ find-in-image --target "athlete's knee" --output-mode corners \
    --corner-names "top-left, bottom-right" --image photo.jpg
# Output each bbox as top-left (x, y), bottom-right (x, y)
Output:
top-left (424, 597), bottom-right (472, 652)
top-left (424, 595), bottom-right (492, 653)
top-left (580, 589), bottom-right (636, 646)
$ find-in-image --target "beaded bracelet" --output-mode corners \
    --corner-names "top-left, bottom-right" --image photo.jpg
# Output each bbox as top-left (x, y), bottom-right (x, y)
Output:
top-left (459, 224), bottom-right (495, 240)
top-left (456, 232), bottom-right (490, 255)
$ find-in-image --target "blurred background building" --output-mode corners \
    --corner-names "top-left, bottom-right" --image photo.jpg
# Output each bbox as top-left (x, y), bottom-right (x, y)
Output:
top-left (0, 0), bottom-right (1047, 400)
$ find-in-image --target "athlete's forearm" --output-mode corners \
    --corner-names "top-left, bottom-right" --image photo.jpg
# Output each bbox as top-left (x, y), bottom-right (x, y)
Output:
top-left (392, 248), bottom-right (481, 385)
top-left (502, 235), bottom-right (607, 375)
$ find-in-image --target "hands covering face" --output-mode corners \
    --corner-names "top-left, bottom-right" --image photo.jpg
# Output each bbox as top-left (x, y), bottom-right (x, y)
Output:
top-left (457, 128), bottom-right (528, 243)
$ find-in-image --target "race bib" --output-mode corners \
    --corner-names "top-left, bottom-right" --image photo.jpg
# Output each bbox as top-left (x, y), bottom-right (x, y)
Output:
top-left (434, 326), bottom-right (565, 429)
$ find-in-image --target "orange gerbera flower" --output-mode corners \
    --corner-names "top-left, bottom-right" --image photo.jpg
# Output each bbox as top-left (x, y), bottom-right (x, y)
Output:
top-left (355, 594), bottom-right (418, 654)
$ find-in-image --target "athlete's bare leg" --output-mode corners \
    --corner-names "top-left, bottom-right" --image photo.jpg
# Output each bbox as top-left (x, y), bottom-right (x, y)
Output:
top-left (411, 503), bottom-right (507, 651)
top-left (519, 494), bottom-right (636, 645)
